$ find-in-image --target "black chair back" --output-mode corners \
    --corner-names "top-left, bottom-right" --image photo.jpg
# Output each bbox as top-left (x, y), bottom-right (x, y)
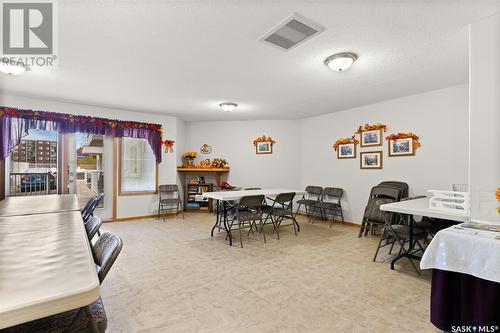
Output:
top-left (275, 192), bottom-right (296, 204)
top-left (371, 185), bottom-right (402, 201)
top-left (82, 193), bottom-right (104, 222)
top-left (85, 216), bottom-right (102, 241)
top-left (378, 181), bottom-right (408, 199)
top-left (322, 187), bottom-right (343, 203)
top-left (94, 232), bottom-right (123, 284)
top-left (239, 195), bottom-right (265, 210)
top-left (159, 184), bottom-right (179, 194)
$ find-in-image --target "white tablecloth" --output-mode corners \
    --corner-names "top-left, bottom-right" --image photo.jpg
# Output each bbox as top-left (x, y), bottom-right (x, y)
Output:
top-left (420, 225), bottom-right (500, 283)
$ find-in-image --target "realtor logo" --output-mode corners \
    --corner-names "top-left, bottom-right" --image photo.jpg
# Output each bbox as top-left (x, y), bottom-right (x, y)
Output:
top-left (1, 0), bottom-right (57, 67)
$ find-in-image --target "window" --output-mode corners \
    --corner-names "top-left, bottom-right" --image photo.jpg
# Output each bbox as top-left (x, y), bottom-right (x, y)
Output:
top-left (119, 137), bottom-right (157, 195)
top-left (76, 133), bottom-right (105, 208)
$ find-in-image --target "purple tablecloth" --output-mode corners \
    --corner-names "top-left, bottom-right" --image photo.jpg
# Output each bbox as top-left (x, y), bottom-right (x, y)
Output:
top-left (431, 269), bottom-right (500, 331)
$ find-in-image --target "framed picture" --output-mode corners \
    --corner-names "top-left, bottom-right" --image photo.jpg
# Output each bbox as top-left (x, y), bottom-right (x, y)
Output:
top-left (360, 129), bottom-right (382, 147)
top-left (337, 143), bottom-right (356, 159)
top-left (360, 151), bottom-right (383, 169)
top-left (388, 138), bottom-right (415, 157)
top-left (256, 141), bottom-right (272, 154)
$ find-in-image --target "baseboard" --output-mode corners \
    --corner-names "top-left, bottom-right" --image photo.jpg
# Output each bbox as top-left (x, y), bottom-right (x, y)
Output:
top-left (295, 211), bottom-right (360, 228)
top-left (112, 212), bottom-right (179, 222)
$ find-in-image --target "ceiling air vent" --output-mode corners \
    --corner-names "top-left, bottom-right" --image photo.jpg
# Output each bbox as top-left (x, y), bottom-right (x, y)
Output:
top-left (261, 13), bottom-right (324, 51)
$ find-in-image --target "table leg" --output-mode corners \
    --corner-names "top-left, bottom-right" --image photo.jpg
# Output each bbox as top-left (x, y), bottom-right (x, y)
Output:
top-left (223, 201), bottom-right (232, 246)
top-left (391, 213), bottom-right (416, 270)
top-left (291, 200), bottom-right (300, 232)
top-left (211, 199), bottom-right (219, 237)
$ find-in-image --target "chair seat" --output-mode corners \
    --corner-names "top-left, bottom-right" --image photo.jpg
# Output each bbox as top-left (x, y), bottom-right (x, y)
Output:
top-left (4, 297), bottom-right (107, 333)
top-left (313, 202), bottom-right (339, 209)
top-left (296, 199), bottom-right (317, 206)
top-left (390, 224), bottom-right (426, 237)
top-left (160, 198), bottom-right (182, 204)
top-left (237, 211), bottom-right (263, 221)
top-left (269, 208), bottom-right (293, 217)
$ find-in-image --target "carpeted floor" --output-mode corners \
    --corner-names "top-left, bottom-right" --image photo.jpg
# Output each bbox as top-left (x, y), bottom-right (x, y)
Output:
top-left (100, 213), bottom-right (437, 333)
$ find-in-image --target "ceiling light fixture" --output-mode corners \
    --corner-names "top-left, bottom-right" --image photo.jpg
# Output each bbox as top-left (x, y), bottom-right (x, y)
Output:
top-left (219, 102), bottom-right (238, 112)
top-left (0, 58), bottom-right (29, 75)
top-left (324, 52), bottom-right (358, 72)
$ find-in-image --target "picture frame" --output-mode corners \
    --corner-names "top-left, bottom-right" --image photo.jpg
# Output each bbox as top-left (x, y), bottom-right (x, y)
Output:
top-left (360, 151), bottom-right (383, 169)
top-left (256, 141), bottom-right (273, 154)
top-left (337, 143), bottom-right (356, 159)
top-left (360, 129), bottom-right (383, 147)
top-left (388, 138), bottom-right (415, 157)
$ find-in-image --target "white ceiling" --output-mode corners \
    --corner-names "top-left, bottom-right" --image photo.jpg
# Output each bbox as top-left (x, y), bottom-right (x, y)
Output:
top-left (1, 0), bottom-right (498, 121)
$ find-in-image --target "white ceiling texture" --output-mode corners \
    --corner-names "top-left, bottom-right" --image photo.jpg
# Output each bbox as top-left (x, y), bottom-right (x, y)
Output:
top-left (1, 0), bottom-right (498, 120)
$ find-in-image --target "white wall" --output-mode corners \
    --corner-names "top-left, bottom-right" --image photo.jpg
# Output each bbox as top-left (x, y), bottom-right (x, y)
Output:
top-left (186, 120), bottom-right (301, 189)
top-left (1, 84), bottom-right (469, 222)
top-left (0, 93), bottom-right (180, 219)
top-left (183, 85), bottom-right (469, 224)
top-left (300, 84), bottom-right (469, 224)
top-left (469, 14), bottom-right (500, 223)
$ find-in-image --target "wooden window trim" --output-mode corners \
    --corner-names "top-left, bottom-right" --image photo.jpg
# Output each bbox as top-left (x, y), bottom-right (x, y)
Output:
top-left (118, 138), bottom-right (158, 196)
top-left (0, 159), bottom-right (5, 200)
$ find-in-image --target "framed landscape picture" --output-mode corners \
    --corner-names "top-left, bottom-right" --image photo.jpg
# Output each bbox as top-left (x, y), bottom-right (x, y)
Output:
top-left (337, 143), bottom-right (356, 159)
top-left (360, 129), bottom-right (382, 147)
top-left (256, 141), bottom-right (272, 154)
top-left (360, 151), bottom-right (383, 169)
top-left (388, 138), bottom-right (415, 157)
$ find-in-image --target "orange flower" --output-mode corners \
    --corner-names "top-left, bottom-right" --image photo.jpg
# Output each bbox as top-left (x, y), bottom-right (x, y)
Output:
top-left (253, 135), bottom-right (276, 146)
top-left (333, 137), bottom-right (359, 151)
top-left (496, 188), bottom-right (500, 202)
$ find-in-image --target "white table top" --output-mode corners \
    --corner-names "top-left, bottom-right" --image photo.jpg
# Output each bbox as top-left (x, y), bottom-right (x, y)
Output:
top-left (380, 197), bottom-right (467, 222)
top-left (0, 194), bottom-right (80, 217)
top-left (203, 189), bottom-right (307, 201)
top-left (0, 211), bottom-right (100, 329)
top-left (421, 225), bottom-right (500, 283)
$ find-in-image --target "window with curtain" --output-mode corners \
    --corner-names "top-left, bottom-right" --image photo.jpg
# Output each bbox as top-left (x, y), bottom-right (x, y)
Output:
top-left (119, 137), bottom-right (157, 195)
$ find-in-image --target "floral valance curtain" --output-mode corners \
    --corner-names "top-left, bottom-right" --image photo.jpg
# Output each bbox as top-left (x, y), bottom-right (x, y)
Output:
top-left (0, 107), bottom-right (163, 162)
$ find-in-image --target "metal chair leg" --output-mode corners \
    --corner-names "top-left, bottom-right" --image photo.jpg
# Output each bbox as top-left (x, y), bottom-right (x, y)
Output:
top-left (238, 221), bottom-right (244, 248)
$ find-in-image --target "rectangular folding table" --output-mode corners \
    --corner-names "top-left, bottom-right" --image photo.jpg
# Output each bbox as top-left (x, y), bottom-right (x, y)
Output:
top-left (0, 201), bottom-right (99, 329)
top-left (380, 197), bottom-right (500, 331)
top-left (380, 197), bottom-right (466, 269)
top-left (0, 194), bottom-right (80, 217)
top-left (203, 189), bottom-right (306, 246)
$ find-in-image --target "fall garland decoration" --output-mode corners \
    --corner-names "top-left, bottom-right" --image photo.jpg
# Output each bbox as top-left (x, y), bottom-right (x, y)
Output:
top-left (385, 132), bottom-right (421, 150)
top-left (332, 137), bottom-right (359, 151)
top-left (253, 135), bottom-right (276, 146)
top-left (211, 158), bottom-right (228, 168)
top-left (496, 188), bottom-right (500, 214)
top-left (162, 139), bottom-right (175, 153)
top-left (355, 123), bottom-right (387, 134)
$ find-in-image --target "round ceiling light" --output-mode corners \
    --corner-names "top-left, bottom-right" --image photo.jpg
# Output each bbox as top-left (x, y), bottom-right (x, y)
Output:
top-left (219, 102), bottom-right (238, 112)
top-left (324, 52), bottom-right (358, 72)
top-left (0, 58), bottom-right (29, 75)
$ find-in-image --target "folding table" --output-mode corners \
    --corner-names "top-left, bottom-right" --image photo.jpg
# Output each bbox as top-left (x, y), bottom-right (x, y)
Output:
top-left (203, 189), bottom-right (306, 246)
top-left (0, 204), bottom-right (99, 329)
top-left (0, 194), bottom-right (80, 217)
top-left (380, 197), bottom-right (466, 269)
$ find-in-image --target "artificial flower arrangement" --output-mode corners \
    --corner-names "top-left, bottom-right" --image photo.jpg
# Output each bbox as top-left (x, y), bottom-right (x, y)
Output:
top-left (253, 135), bottom-right (277, 146)
top-left (355, 123), bottom-right (387, 134)
top-left (162, 139), bottom-right (175, 153)
top-left (385, 132), bottom-right (421, 150)
top-left (182, 151), bottom-right (198, 167)
top-left (332, 137), bottom-right (359, 151)
top-left (182, 151), bottom-right (198, 159)
top-left (199, 158), bottom-right (212, 168)
top-left (211, 158), bottom-right (228, 168)
top-left (496, 188), bottom-right (500, 214)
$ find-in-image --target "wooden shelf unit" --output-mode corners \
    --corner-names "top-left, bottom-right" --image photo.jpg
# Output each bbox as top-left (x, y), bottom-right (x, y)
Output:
top-left (185, 183), bottom-right (213, 212)
top-left (177, 167), bottom-right (230, 213)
